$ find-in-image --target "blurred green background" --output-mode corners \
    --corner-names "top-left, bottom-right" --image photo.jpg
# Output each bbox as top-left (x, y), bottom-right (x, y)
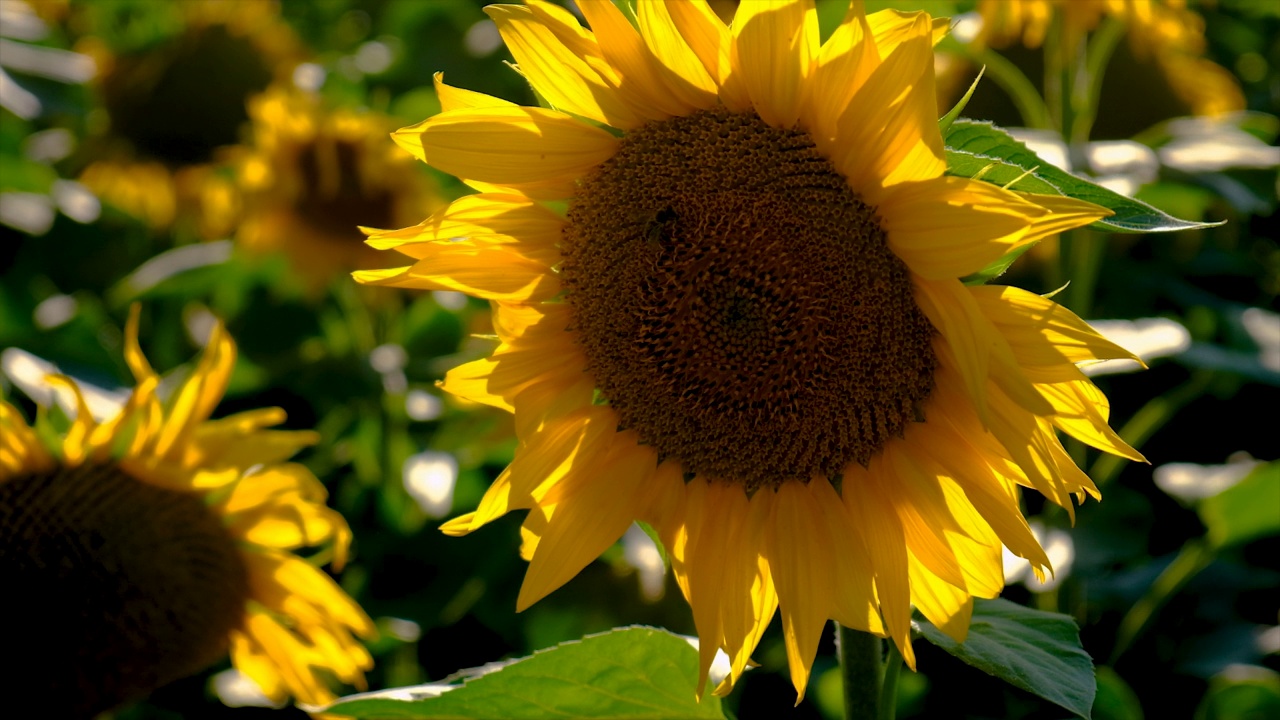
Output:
top-left (0, 0), bottom-right (1276, 718)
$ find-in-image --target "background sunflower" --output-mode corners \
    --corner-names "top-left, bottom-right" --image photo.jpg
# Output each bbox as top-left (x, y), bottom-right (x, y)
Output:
top-left (1, 1), bottom-right (1277, 719)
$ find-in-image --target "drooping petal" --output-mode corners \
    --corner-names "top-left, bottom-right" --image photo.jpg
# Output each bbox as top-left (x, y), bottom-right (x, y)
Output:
top-left (516, 435), bottom-right (655, 611)
top-left (767, 481), bottom-right (835, 701)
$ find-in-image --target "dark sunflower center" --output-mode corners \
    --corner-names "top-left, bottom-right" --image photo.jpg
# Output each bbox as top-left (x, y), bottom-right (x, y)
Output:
top-left (562, 108), bottom-right (937, 490)
top-left (296, 139), bottom-right (397, 237)
top-left (0, 463), bottom-right (249, 718)
top-left (103, 25), bottom-right (272, 165)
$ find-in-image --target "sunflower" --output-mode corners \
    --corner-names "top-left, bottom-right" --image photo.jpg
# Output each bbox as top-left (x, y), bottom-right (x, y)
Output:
top-left (224, 85), bottom-right (443, 292)
top-left (0, 307), bottom-right (373, 717)
top-left (356, 0), bottom-right (1143, 700)
top-left (72, 0), bottom-right (301, 230)
top-left (973, 0), bottom-right (1243, 118)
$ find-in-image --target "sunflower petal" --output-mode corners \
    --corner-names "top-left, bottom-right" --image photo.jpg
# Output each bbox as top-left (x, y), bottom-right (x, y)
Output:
top-left (731, 0), bottom-right (817, 129)
top-left (486, 3), bottom-right (643, 128)
top-left (392, 106), bottom-right (617, 186)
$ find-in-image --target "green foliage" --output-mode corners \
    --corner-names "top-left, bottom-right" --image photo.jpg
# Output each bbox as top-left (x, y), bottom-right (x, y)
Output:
top-left (323, 627), bottom-right (725, 720)
top-left (1199, 462), bottom-right (1280, 550)
top-left (916, 599), bottom-right (1096, 719)
top-left (944, 120), bottom-right (1221, 233)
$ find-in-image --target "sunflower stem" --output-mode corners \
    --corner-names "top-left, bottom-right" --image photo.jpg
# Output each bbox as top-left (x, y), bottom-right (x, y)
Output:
top-left (878, 641), bottom-right (903, 720)
top-left (836, 623), bottom-right (882, 720)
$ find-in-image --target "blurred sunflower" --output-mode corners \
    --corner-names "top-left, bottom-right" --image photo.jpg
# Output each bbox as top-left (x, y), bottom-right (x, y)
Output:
top-left (71, 0), bottom-right (301, 230)
top-left (973, 0), bottom-right (1244, 118)
top-left (357, 0), bottom-right (1143, 700)
top-left (222, 85), bottom-right (443, 293)
top-left (0, 307), bottom-right (373, 717)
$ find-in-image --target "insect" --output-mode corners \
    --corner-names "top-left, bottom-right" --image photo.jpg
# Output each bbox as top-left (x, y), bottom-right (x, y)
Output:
top-left (639, 206), bottom-right (679, 246)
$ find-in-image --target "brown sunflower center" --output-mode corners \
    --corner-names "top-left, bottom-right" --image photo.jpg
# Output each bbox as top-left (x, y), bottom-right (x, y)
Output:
top-left (561, 108), bottom-right (937, 490)
top-left (0, 463), bottom-right (249, 718)
top-left (297, 139), bottom-right (397, 237)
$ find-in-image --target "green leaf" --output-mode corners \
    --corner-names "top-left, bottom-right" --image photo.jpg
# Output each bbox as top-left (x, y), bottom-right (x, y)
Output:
top-left (944, 120), bottom-right (1222, 233)
top-left (322, 626), bottom-right (726, 719)
top-left (916, 598), bottom-right (1096, 719)
top-left (1094, 666), bottom-right (1144, 720)
top-left (939, 66), bottom-right (985, 135)
top-left (1199, 461), bottom-right (1280, 550)
top-left (634, 520), bottom-right (669, 571)
top-left (962, 242), bottom-right (1037, 285)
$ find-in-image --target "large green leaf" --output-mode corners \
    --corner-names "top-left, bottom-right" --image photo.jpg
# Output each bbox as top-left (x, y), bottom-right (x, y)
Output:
top-left (944, 120), bottom-right (1221, 233)
top-left (322, 626), bottom-right (725, 719)
top-left (1199, 461), bottom-right (1280, 550)
top-left (916, 598), bottom-right (1096, 719)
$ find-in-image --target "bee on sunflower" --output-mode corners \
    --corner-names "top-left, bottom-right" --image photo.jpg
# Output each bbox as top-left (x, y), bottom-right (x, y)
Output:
top-left (0, 307), bottom-right (373, 717)
top-left (356, 0), bottom-right (1143, 701)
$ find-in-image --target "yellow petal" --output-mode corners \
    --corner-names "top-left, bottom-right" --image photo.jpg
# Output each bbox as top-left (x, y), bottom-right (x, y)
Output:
top-left (866, 9), bottom-right (952, 53)
top-left (433, 72), bottom-right (517, 112)
top-left (908, 554), bottom-right (974, 643)
top-left (1016, 192), bottom-right (1114, 244)
top-left (845, 454), bottom-right (916, 669)
top-left (805, 1), bottom-right (877, 142)
top-left (815, 471), bottom-right (883, 635)
top-left (731, 0), bottom-right (816, 129)
top-left (839, 14), bottom-right (944, 189)
top-left (364, 193), bottom-right (562, 265)
top-left (716, 491), bottom-right (777, 690)
top-left (914, 278), bottom-right (991, 423)
top-left (392, 106), bottom-right (616, 186)
top-left (352, 241), bottom-right (558, 302)
top-left (576, 0), bottom-right (704, 118)
top-left (767, 481), bottom-right (833, 701)
top-left (634, 0), bottom-right (720, 107)
top-left (882, 176), bottom-right (1040, 280)
top-left (1038, 377), bottom-right (1145, 462)
top-left (229, 630), bottom-right (287, 703)
top-left (664, 0), bottom-right (751, 110)
top-left (516, 435), bottom-right (653, 611)
top-left (486, 3), bottom-right (643, 128)
top-left (971, 285), bottom-right (1141, 366)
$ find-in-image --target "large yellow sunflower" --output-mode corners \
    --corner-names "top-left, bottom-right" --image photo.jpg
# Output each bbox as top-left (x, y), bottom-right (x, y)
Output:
top-left (0, 307), bottom-right (373, 717)
top-left (219, 85), bottom-right (443, 293)
top-left (356, 0), bottom-right (1143, 700)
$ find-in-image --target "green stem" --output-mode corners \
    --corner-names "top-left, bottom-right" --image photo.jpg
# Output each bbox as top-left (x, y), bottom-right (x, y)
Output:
top-left (1071, 17), bottom-right (1125, 146)
top-left (837, 624), bottom-right (883, 720)
top-left (878, 641), bottom-right (903, 720)
top-left (951, 44), bottom-right (1052, 130)
top-left (1110, 539), bottom-right (1216, 664)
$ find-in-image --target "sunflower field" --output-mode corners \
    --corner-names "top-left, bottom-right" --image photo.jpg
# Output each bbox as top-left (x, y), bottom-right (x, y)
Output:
top-left (1, 1), bottom-right (1277, 719)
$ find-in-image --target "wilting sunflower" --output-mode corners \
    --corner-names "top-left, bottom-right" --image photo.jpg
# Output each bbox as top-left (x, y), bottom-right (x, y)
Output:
top-left (224, 85), bottom-right (443, 292)
top-left (72, 0), bottom-right (301, 230)
top-left (0, 308), bottom-right (373, 717)
top-left (356, 0), bottom-right (1143, 700)
top-left (973, 0), bottom-right (1244, 118)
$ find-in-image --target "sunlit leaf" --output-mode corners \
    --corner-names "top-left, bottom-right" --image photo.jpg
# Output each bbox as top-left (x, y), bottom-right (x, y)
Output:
top-left (916, 598), bottom-right (1096, 718)
top-left (945, 120), bottom-right (1222, 233)
top-left (322, 626), bottom-right (725, 719)
top-left (1200, 461), bottom-right (1280, 550)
